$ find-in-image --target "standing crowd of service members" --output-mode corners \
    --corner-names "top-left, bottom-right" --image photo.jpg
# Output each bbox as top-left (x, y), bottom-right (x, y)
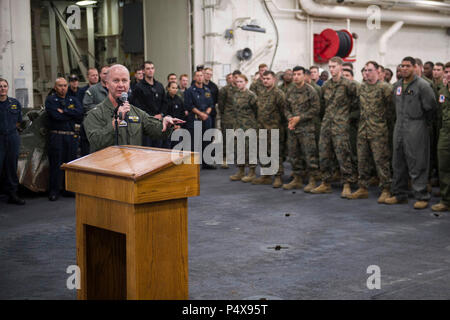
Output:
top-left (1, 55), bottom-right (449, 213)
top-left (220, 57), bottom-right (450, 213)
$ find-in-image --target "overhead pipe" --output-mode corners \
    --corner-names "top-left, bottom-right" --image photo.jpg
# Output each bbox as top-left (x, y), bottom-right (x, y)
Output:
top-left (269, 0), bottom-right (304, 14)
top-left (320, 0), bottom-right (450, 13)
top-left (298, 0), bottom-right (450, 27)
top-left (379, 20), bottom-right (404, 66)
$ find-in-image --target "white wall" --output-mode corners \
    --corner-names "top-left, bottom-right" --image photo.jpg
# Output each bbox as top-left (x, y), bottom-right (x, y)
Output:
top-left (0, 0), bottom-right (33, 108)
top-left (193, 0), bottom-right (450, 84)
top-left (143, 0), bottom-right (191, 82)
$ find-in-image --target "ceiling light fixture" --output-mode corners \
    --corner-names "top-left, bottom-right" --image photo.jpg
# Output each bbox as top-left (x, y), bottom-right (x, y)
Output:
top-left (75, 1), bottom-right (98, 6)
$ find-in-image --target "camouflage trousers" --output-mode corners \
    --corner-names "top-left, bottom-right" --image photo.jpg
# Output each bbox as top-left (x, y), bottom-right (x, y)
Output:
top-left (258, 127), bottom-right (285, 176)
top-left (288, 126), bottom-right (319, 178)
top-left (221, 120), bottom-right (231, 160)
top-left (357, 132), bottom-right (392, 190)
top-left (234, 136), bottom-right (257, 168)
top-left (349, 120), bottom-right (359, 168)
top-left (438, 129), bottom-right (450, 206)
top-left (319, 124), bottom-right (357, 184)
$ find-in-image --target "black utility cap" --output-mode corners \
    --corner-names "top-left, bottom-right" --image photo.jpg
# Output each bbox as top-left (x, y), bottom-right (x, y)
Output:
top-left (68, 75), bottom-right (79, 82)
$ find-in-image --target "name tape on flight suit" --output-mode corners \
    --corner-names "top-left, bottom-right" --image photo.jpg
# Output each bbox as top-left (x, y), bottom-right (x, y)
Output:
top-left (128, 116), bottom-right (141, 123)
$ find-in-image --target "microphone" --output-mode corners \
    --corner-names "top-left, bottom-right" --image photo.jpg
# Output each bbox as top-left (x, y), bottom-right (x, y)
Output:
top-left (120, 92), bottom-right (128, 104)
top-left (115, 92), bottom-right (129, 120)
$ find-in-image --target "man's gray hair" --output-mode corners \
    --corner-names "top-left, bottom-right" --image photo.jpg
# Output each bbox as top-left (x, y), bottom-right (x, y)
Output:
top-left (106, 64), bottom-right (130, 81)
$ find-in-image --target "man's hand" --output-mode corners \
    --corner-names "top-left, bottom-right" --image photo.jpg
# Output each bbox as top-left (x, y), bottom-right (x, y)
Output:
top-left (199, 112), bottom-right (209, 121)
top-left (162, 116), bottom-right (186, 132)
top-left (57, 108), bottom-right (64, 114)
top-left (288, 116), bottom-right (300, 131)
top-left (118, 101), bottom-right (131, 120)
top-left (154, 114), bottom-right (163, 120)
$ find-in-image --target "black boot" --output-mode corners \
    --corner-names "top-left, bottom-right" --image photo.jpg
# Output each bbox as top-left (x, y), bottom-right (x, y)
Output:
top-left (8, 192), bottom-right (25, 205)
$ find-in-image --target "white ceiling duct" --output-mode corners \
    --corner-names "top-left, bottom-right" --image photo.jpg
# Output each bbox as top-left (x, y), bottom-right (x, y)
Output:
top-left (298, 0), bottom-right (450, 27)
top-left (322, 0), bottom-right (450, 13)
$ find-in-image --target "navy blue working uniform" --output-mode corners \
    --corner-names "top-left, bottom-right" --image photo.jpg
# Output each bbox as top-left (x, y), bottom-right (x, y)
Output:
top-left (45, 94), bottom-right (83, 199)
top-left (204, 80), bottom-right (219, 128)
top-left (130, 79), bottom-right (168, 147)
top-left (67, 87), bottom-right (85, 106)
top-left (0, 97), bottom-right (22, 195)
top-left (184, 84), bottom-right (215, 167)
top-left (166, 93), bottom-right (187, 148)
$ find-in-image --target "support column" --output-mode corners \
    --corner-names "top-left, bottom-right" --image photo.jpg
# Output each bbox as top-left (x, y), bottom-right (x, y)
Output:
top-left (0, 0), bottom-right (34, 108)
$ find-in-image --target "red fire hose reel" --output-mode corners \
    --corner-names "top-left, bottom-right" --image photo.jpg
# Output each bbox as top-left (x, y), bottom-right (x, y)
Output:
top-left (314, 29), bottom-right (354, 63)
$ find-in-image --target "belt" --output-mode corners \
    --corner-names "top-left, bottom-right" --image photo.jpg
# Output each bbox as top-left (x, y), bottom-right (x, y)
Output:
top-left (50, 130), bottom-right (76, 135)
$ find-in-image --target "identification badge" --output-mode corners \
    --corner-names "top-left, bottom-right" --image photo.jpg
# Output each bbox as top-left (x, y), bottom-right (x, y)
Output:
top-left (205, 92), bottom-right (211, 98)
top-left (128, 116), bottom-right (140, 123)
top-left (439, 94), bottom-right (445, 103)
top-left (11, 105), bottom-right (17, 110)
top-left (68, 104), bottom-right (75, 109)
top-left (396, 87), bottom-right (402, 96)
top-left (119, 120), bottom-right (128, 127)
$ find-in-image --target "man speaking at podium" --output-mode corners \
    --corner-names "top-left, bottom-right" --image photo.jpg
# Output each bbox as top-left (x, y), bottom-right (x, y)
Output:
top-left (83, 64), bottom-right (184, 153)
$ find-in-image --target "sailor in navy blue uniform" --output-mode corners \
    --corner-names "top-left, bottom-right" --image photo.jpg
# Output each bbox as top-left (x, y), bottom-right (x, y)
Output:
top-left (45, 78), bottom-right (83, 201)
top-left (184, 70), bottom-right (216, 169)
top-left (0, 78), bottom-right (25, 204)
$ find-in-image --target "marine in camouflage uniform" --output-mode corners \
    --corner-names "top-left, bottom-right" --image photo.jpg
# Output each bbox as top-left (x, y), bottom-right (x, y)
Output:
top-left (307, 80), bottom-right (322, 145)
top-left (348, 80), bottom-right (361, 168)
top-left (218, 83), bottom-right (238, 167)
top-left (347, 80), bottom-right (393, 202)
top-left (308, 78), bottom-right (341, 182)
top-left (278, 81), bottom-right (295, 95)
top-left (311, 76), bottom-right (358, 195)
top-left (250, 77), bottom-right (266, 97)
top-left (431, 78), bottom-right (445, 181)
top-left (283, 81), bottom-right (321, 192)
top-left (432, 80), bottom-right (450, 211)
top-left (278, 81), bottom-right (294, 163)
top-left (228, 88), bottom-right (258, 182)
top-left (385, 82), bottom-right (396, 158)
top-left (252, 84), bottom-right (286, 186)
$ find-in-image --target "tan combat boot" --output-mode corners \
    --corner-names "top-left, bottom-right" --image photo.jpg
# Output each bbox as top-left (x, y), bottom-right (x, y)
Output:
top-left (341, 183), bottom-right (352, 198)
top-left (221, 159), bottom-right (229, 169)
top-left (377, 189), bottom-right (391, 204)
top-left (230, 166), bottom-right (245, 181)
top-left (252, 175), bottom-right (272, 185)
top-left (385, 196), bottom-right (408, 205)
top-left (272, 176), bottom-right (283, 188)
top-left (414, 200), bottom-right (429, 210)
top-left (241, 167), bottom-right (256, 183)
top-left (311, 181), bottom-right (332, 194)
top-left (282, 174), bottom-right (303, 190)
top-left (431, 202), bottom-right (449, 212)
top-left (347, 187), bottom-right (369, 199)
top-left (303, 177), bottom-right (316, 193)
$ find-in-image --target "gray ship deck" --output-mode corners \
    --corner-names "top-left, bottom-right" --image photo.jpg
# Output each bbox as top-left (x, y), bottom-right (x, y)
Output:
top-left (1, 165), bottom-right (449, 300)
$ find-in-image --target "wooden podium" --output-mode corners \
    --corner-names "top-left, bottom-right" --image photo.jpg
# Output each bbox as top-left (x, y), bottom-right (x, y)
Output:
top-left (62, 146), bottom-right (199, 300)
